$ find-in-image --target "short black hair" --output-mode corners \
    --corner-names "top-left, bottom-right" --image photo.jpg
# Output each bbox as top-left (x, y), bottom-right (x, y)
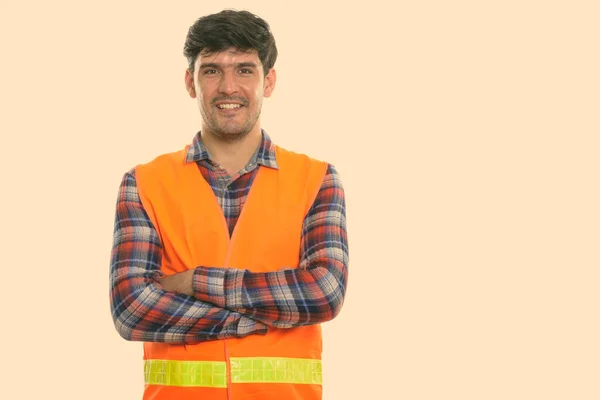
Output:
top-left (184, 9), bottom-right (278, 76)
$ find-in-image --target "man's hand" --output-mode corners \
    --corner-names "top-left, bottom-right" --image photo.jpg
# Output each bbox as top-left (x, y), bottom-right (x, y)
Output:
top-left (159, 269), bottom-right (195, 297)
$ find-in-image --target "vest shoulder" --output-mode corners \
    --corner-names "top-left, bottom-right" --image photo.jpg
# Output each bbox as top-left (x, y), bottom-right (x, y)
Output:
top-left (274, 146), bottom-right (330, 191)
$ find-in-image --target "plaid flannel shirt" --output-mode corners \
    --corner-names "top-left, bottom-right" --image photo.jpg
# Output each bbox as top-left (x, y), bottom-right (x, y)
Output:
top-left (109, 131), bottom-right (348, 343)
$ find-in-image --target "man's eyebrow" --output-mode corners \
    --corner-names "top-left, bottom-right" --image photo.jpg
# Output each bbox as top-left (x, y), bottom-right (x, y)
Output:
top-left (199, 62), bottom-right (259, 69)
top-left (236, 62), bottom-right (259, 68)
top-left (199, 62), bottom-right (220, 69)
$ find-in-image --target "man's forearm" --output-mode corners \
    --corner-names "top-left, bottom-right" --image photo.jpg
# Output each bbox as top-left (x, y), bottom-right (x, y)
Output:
top-left (192, 261), bottom-right (347, 329)
top-left (110, 263), bottom-right (266, 343)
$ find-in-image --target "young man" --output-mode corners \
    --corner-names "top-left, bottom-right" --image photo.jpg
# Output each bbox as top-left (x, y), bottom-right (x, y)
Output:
top-left (109, 9), bottom-right (349, 400)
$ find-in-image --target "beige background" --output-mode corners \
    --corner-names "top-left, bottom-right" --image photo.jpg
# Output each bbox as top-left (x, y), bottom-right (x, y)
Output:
top-left (1, 1), bottom-right (599, 399)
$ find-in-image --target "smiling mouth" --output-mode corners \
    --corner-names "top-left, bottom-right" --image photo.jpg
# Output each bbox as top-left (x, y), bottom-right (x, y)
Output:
top-left (216, 103), bottom-right (243, 110)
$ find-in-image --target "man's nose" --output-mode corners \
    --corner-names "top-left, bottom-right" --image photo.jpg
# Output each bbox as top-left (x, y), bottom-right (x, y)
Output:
top-left (218, 70), bottom-right (239, 95)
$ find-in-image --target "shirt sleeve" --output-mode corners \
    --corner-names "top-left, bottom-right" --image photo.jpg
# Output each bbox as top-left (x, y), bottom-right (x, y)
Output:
top-left (109, 169), bottom-right (268, 343)
top-left (192, 163), bottom-right (349, 328)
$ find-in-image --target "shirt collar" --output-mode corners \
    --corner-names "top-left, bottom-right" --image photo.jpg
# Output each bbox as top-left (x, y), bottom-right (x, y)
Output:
top-left (185, 129), bottom-right (279, 170)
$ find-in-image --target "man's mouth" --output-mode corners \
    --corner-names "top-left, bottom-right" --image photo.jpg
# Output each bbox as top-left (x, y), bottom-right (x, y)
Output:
top-left (216, 103), bottom-right (243, 110)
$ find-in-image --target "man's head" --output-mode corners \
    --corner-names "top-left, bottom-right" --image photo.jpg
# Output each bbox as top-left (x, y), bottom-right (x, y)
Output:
top-left (183, 10), bottom-right (278, 142)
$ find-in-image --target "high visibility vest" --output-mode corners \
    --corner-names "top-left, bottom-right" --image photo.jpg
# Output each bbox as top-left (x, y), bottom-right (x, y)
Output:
top-left (135, 144), bottom-right (329, 400)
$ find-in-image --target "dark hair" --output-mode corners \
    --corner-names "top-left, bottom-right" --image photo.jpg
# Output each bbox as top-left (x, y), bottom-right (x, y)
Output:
top-left (184, 9), bottom-right (278, 76)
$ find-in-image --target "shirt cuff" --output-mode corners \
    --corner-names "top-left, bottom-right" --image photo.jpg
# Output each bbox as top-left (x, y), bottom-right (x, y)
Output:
top-left (193, 267), bottom-right (227, 307)
top-left (237, 316), bottom-right (268, 336)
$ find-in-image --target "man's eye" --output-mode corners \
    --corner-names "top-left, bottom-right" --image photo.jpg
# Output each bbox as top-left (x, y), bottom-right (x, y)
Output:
top-left (204, 69), bottom-right (218, 75)
top-left (239, 68), bottom-right (252, 74)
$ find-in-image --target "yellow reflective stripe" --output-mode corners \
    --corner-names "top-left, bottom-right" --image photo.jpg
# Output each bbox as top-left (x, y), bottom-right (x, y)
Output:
top-left (230, 357), bottom-right (322, 385)
top-left (144, 357), bottom-right (322, 387)
top-left (144, 360), bottom-right (227, 388)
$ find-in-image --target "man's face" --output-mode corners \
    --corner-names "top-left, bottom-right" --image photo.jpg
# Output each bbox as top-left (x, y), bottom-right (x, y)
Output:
top-left (185, 48), bottom-right (276, 142)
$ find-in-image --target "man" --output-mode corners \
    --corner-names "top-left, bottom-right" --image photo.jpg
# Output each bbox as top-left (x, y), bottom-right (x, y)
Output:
top-left (109, 9), bottom-right (349, 400)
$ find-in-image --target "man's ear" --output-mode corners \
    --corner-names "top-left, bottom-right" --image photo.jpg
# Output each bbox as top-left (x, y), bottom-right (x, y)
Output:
top-left (185, 69), bottom-right (196, 98)
top-left (263, 68), bottom-right (277, 98)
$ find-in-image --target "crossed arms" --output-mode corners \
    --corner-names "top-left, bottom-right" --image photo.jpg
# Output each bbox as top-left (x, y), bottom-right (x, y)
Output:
top-left (109, 165), bottom-right (348, 344)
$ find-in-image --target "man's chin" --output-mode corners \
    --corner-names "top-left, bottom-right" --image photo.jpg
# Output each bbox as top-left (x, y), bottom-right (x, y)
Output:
top-left (212, 128), bottom-right (252, 143)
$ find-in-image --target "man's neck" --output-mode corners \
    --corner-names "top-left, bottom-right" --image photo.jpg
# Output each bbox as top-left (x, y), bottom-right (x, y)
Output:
top-left (201, 128), bottom-right (263, 175)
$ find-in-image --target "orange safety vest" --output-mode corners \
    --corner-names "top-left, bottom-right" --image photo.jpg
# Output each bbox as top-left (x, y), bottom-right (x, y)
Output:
top-left (135, 143), bottom-right (329, 400)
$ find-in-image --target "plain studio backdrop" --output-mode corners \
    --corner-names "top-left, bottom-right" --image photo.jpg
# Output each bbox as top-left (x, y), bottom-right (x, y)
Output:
top-left (1, 1), bottom-right (598, 399)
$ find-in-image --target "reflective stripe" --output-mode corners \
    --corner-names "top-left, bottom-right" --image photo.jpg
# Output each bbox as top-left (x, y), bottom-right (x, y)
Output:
top-left (230, 357), bottom-right (322, 385)
top-left (144, 357), bottom-right (321, 387)
top-left (144, 360), bottom-right (227, 388)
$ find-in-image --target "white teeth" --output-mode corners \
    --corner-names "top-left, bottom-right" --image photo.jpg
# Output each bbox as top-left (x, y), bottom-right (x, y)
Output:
top-left (217, 104), bottom-right (242, 109)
